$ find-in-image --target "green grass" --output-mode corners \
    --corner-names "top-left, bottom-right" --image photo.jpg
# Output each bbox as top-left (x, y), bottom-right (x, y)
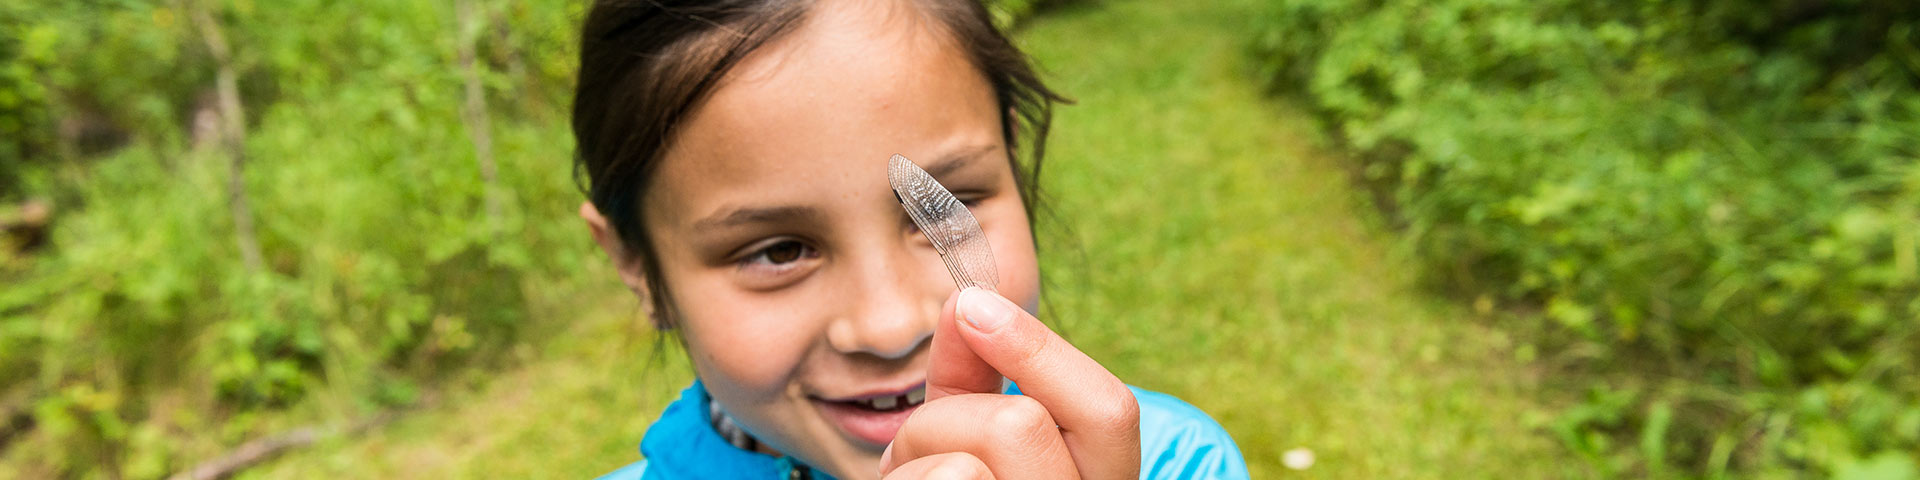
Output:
top-left (245, 0), bottom-right (1586, 477)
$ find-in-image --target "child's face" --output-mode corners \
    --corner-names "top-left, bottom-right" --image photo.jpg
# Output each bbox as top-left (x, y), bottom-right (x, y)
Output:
top-left (603, 1), bottom-right (1041, 476)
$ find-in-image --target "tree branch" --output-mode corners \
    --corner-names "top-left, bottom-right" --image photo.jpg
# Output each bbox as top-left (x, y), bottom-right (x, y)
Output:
top-left (187, 0), bottom-right (264, 273)
top-left (457, 0), bottom-right (504, 241)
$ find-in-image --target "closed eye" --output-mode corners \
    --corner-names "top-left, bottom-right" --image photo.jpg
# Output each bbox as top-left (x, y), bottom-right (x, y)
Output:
top-left (951, 190), bottom-right (986, 208)
top-left (903, 193), bottom-right (986, 235)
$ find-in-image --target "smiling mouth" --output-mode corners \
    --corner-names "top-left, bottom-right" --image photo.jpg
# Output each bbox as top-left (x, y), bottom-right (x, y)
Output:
top-left (813, 384), bottom-right (930, 447)
top-left (832, 385), bottom-right (928, 411)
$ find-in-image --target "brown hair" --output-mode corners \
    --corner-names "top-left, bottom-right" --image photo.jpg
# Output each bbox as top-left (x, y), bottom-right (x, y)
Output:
top-left (571, 0), bottom-right (1066, 324)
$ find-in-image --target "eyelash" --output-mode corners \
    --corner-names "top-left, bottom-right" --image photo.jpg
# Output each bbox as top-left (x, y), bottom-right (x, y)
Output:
top-left (955, 193), bottom-right (986, 207)
top-left (731, 193), bottom-right (985, 276)
top-left (737, 239), bottom-right (818, 275)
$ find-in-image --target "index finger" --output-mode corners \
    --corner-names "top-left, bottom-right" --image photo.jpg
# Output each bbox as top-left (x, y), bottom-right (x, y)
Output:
top-left (950, 287), bottom-right (1141, 480)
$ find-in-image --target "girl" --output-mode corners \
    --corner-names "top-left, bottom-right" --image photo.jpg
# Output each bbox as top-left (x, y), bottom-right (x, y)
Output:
top-left (571, 0), bottom-right (1247, 478)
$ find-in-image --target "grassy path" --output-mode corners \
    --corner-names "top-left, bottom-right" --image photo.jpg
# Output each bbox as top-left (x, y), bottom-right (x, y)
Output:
top-left (1022, 1), bottom-right (1580, 477)
top-left (248, 0), bottom-right (1582, 477)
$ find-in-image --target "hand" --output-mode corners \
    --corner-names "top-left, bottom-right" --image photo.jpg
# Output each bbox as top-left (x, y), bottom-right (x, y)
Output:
top-left (880, 287), bottom-right (1140, 479)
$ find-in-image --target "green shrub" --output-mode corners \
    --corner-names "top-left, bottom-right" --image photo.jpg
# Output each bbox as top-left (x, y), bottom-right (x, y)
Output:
top-left (0, 0), bottom-right (590, 476)
top-left (0, 3), bottom-right (58, 193)
top-left (1254, 0), bottom-right (1919, 476)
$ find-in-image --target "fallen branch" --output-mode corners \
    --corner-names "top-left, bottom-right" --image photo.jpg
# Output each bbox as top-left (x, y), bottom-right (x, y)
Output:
top-left (165, 411), bottom-right (398, 480)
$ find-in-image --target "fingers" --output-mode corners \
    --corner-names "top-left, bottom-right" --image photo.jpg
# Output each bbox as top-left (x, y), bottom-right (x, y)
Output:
top-left (951, 287), bottom-right (1141, 480)
top-left (916, 287), bottom-right (1141, 479)
top-left (881, 453), bottom-right (994, 480)
top-left (881, 393), bottom-right (1078, 480)
top-left (926, 289), bottom-right (1003, 400)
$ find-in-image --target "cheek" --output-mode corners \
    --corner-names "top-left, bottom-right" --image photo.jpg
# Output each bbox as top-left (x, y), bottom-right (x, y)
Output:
top-left (667, 273), bottom-right (821, 398)
top-left (984, 205), bottom-right (1041, 312)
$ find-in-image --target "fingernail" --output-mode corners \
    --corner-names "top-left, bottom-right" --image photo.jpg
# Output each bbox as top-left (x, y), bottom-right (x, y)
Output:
top-left (959, 287), bottom-right (1016, 332)
top-left (878, 442), bottom-right (895, 475)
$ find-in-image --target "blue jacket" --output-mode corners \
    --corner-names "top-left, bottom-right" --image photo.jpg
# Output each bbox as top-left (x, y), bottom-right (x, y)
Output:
top-left (597, 381), bottom-right (1249, 479)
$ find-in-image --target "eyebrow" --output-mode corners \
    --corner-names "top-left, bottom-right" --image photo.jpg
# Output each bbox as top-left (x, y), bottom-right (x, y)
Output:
top-left (693, 204), bottom-right (823, 231)
top-left (918, 144), bottom-right (1002, 181)
top-left (689, 145), bottom-right (1001, 232)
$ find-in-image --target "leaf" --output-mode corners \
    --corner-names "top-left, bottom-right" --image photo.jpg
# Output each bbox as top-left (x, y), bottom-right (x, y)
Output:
top-left (1834, 452), bottom-right (1918, 480)
top-left (1640, 401), bottom-right (1672, 473)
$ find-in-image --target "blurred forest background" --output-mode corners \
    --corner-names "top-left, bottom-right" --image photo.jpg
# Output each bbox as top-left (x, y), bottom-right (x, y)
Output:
top-left (1254, 0), bottom-right (1919, 477)
top-left (0, 0), bottom-right (1915, 478)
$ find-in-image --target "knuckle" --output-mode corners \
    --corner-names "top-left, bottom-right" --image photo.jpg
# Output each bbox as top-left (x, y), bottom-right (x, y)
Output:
top-left (922, 454), bottom-right (992, 480)
top-left (1082, 380), bottom-right (1136, 437)
top-left (1005, 333), bottom-right (1058, 375)
top-left (986, 395), bottom-right (1055, 438)
top-left (1090, 385), bottom-right (1141, 432)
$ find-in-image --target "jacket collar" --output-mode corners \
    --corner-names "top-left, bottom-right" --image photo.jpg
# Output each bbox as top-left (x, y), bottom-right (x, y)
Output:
top-left (640, 381), bottom-right (833, 479)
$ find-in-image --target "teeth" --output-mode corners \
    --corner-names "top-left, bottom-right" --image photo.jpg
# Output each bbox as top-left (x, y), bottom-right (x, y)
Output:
top-left (849, 386), bottom-right (930, 410)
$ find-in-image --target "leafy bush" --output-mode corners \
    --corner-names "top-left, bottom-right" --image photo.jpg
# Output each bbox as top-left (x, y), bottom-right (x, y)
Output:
top-left (1254, 0), bottom-right (1919, 476)
top-left (0, 0), bottom-right (589, 477)
top-left (0, 3), bottom-right (57, 193)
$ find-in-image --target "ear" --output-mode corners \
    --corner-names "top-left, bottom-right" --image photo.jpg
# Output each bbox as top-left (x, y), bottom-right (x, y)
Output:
top-left (579, 201), bottom-right (653, 306)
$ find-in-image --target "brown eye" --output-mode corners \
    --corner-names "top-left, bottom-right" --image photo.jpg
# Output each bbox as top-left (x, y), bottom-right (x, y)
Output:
top-left (763, 241), bottom-right (805, 264)
top-left (734, 238), bottom-right (819, 288)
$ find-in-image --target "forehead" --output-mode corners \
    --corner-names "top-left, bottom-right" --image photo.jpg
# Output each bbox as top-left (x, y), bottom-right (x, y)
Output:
top-left (643, 0), bottom-right (1002, 228)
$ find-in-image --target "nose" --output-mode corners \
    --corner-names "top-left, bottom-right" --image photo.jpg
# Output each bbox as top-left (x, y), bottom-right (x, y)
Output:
top-left (824, 241), bottom-right (941, 359)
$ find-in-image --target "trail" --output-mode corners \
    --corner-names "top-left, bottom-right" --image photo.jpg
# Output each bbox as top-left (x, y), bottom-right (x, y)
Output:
top-left (248, 1), bottom-right (1582, 478)
top-left (1022, 0), bottom-right (1580, 477)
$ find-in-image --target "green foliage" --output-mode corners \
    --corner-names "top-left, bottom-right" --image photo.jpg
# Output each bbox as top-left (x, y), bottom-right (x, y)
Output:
top-left (0, 2), bottom-right (59, 193)
top-left (1255, 0), bottom-right (1920, 476)
top-left (1, 0), bottom-right (590, 477)
top-left (985, 0), bottom-right (1080, 30)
